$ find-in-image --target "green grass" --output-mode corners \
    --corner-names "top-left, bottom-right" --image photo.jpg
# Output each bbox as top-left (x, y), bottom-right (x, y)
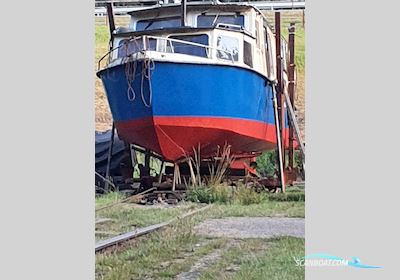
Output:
top-left (95, 193), bottom-right (201, 241)
top-left (96, 200), bottom-right (304, 279)
top-left (95, 26), bottom-right (109, 62)
top-left (233, 237), bottom-right (305, 280)
top-left (199, 237), bottom-right (304, 280)
top-left (96, 217), bottom-right (227, 280)
top-left (209, 201), bottom-right (305, 218)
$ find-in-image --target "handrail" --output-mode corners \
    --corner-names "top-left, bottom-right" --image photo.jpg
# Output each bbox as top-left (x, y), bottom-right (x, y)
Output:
top-left (97, 35), bottom-right (236, 70)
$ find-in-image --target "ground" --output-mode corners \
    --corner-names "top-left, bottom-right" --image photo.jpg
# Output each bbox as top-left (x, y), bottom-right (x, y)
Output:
top-left (95, 193), bottom-right (305, 280)
top-left (94, 11), bottom-right (305, 135)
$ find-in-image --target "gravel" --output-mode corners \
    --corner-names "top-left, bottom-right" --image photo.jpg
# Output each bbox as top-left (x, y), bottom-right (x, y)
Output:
top-left (194, 217), bottom-right (305, 239)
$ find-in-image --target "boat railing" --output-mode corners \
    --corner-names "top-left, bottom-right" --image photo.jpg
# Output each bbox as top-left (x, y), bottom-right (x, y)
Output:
top-left (98, 35), bottom-right (236, 71)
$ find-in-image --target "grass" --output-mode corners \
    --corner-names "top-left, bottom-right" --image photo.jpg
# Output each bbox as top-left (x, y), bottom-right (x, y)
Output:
top-left (96, 202), bottom-right (304, 279)
top-left (95, 195), bottom-right (304, 279)
top-left (95, 193), bottom-right (201, 241)
top-left (199, 237), bottom-right (304, 280)
top-left (209, 201), bottom-right (305, 218)
top-left (95, 192), bottom-right (304, 242)
top-left (96, 216), bottom-right (228, 280)
top-left (232, 237), bottom-right (304, 280)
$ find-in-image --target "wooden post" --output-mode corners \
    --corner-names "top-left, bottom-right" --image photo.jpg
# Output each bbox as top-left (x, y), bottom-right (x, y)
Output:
top-left (144, 149), bottom-right (151, 174)
top-left (187, 159), bottom-right (197, 186)
top-left (105, 123), bottom-right (115, 192)
top-left (272, 85), bottom-right (286, 193)
top-left (274, 12), bottom-right (285, 192)
top-left (158, 160), bottom-right (165, 184)
top-left (288, 23), bottom-right (296, 170)
top-left (274, 12), bottom-right (285, 168)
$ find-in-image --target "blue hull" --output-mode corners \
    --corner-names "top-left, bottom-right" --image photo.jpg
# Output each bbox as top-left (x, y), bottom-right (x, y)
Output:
top-left (98, 60), bottom-right (289, 160)
top-left (99, 61), bottom-right (278, 125)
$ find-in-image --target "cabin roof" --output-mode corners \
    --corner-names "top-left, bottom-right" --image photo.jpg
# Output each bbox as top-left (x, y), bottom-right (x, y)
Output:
top-left (127, 2), bottom-right (260, 17)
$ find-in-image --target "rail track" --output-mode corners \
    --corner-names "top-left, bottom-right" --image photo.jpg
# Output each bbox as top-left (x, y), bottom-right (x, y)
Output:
top-left (95, 204), bottom-right (211, 252)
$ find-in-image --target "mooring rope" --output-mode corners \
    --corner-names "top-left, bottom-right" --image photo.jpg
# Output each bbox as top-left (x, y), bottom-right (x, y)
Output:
top-left (122, 37), bottom-right (155, 107)
top-left (140, 55), bottom-right (155, 108)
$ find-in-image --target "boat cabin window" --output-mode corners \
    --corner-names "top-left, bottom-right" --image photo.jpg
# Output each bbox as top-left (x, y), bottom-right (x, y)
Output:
top-left (118, 38), bottom-right (157, 57)
top-left (216, 36), bottom-right (239, 61)
top-left (197, 15), bottom-right (244, 28)
top-left (243, 41), bottom-right (253, 67)
top-left (169, 34), bottom-right (209, 58)
top-left (264, 27), bottom-right (272, 76)
top-left (136, 17), bottom-right (181, 31)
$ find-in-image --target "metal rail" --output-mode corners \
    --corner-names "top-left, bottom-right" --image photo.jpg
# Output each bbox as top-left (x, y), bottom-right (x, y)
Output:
top-left (98, 35), bottom-right (236, 70)
top-left (95, 204), bottom-right (211, 252)
top-left (94, 1), bottom-right (305, 16)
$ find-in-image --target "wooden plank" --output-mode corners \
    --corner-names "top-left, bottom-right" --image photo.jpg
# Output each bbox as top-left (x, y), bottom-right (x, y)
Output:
top-left (95, 187), bottom-right (156, 212)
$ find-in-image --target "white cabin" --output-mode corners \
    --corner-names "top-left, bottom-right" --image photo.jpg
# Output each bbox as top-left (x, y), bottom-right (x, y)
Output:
top-left (106, 3), bottom-right (289, 83)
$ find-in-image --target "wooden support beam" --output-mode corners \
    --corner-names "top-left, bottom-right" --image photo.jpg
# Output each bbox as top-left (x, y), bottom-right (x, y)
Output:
top-left (288, 23), bottom-right (296, 170)
top-left (272, 84), bottom-right (286, 193)
top-left (274, 12), bottom-right (286, 192)
top-left (274, 12), bottom-right (285, 168)
top-left (105, 123), bottom-right (115, 192)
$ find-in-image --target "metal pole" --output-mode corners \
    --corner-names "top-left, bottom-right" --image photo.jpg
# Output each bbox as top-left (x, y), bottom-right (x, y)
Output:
top-left (105, 3), bottom-right (116, 39)
top-left (288, 23), bottom-right (296, 170)
top-left (274, 12), bottom-right (285, 168)
top-left (181, 0), bottom-right (187, 27)
top-left (105, 123), bottom-right (115, 192)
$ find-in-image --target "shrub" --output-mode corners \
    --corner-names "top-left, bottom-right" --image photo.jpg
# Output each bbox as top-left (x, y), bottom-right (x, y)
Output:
top-left (186, 185), bottom-right (215, 204)
top-left (234, 185), bottom-right (268, 205)
top-left (268, 191), bottom-right (305, 202)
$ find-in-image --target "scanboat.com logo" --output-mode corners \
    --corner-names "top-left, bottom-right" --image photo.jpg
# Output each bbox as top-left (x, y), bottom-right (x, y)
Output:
top-left (294, 253), bottom-right (382, 269)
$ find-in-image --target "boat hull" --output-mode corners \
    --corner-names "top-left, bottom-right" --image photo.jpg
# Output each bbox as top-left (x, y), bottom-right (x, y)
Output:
top-left (98, 60), bottom-right (289, 161)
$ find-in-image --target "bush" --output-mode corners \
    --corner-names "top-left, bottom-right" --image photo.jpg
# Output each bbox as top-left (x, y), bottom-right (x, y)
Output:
top-left (186, 185), bottom-right (233, 204)
top-left (186, 186), bottom-right (214, 204)
top-left (187, 185), bottom-right (304, 205)
top-left (234, 185), bottom-right (268, 205)
top-left (268, 191), bottom-right (305, 202)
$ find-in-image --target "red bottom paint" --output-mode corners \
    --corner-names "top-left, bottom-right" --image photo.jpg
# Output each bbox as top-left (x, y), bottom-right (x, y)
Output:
top-left (116, 116), bottom-right (294, 161)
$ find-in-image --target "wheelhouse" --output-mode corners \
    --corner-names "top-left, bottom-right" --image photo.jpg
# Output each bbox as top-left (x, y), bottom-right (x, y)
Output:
top-left (102, 3), bottom-right (289, 83)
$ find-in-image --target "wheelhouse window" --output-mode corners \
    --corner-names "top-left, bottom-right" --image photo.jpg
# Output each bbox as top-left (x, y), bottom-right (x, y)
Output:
top-left (197, 15), bottom-right (244, 28)
top-left (136, 17), bottom-right (180, 31)
top-left (264, 27), bottom-right (272, 76)
top-left (216, 36), bottom-right (239, 61)
top-left (117, 38), bottom-right (156, 57)
top-left (243, 41), bottom-right (253, 67)
top-left (169, 34), bottom-right (209, 57)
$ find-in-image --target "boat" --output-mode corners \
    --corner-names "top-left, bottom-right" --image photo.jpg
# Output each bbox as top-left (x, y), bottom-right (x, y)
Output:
top-left (97, 1), bottom-right (291, 162)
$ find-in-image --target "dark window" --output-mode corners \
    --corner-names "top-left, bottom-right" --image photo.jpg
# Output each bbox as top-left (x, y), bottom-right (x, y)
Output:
top-left (136, 17), bottom-right (181, 31)
top-left (197, 15), bottom-right (244, 28)
top-left (216, 36), bottom-right (239, 61)
top-left (169, 35), bottom-right (209, 57)
top-left (118, 38), bottom-right (156, 57)
top-left (244, 41), bottom-right (253, 67)
top-left (264, 27), bottom-right (271, 76)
